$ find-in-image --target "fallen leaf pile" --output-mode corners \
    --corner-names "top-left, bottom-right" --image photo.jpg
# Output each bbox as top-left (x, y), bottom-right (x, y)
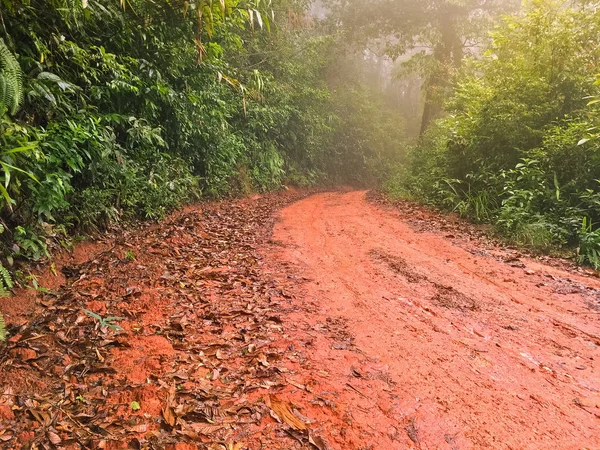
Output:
top-left (0, 191), bottom-right (331, 450)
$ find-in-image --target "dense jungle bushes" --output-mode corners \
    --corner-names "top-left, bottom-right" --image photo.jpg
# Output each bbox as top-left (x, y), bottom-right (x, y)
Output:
top-left (387, 0), bottom-right (600, 266)
top-left (0, 0), bottom-right (404, 293)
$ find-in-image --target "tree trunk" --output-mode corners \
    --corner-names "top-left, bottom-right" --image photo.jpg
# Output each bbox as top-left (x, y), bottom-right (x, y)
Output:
top-left (419, 6), bottom-right (464, 137)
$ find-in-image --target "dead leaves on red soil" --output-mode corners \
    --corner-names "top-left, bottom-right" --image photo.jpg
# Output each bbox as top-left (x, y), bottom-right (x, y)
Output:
top-left (0, 191), bottom-right (329, 450)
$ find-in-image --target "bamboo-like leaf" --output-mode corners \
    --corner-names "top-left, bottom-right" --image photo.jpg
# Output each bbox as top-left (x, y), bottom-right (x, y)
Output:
top-left (255, 9), bottom-right (263, 29)
top-left (0, 162), bottom-right (40, 184)
top-left (0, 184), bottom-right (13, 210)
top-left (2, 164), bottom-right (9, 188)
top-left (205, 5), bottom-right (214, 37)
top-left (220, 72), bottom-right (240, 90)
top-left (2, 143), bottom-right (38, 155)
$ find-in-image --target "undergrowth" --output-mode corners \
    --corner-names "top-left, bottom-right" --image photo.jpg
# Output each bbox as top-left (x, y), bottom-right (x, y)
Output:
top-left (385, 1), bottom-right (600, 266)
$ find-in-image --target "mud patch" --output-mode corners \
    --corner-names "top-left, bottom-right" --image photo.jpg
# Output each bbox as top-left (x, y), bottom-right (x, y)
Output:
top-left (431, 284), bottom-right (479, 312)
top-left (320, 316), bottom-right (356, 351)
top-left (586, 297), bottom-right (600, 312)
top-left (369, 249), bottom-right (425, 283)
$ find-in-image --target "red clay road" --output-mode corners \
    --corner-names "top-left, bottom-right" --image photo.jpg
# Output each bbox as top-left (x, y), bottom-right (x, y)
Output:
top-left (270, 191), bottom-right (600, 450)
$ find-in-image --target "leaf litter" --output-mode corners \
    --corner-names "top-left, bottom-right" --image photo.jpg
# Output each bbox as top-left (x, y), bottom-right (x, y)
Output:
top-left (0, 190), bottom-right (331, 450)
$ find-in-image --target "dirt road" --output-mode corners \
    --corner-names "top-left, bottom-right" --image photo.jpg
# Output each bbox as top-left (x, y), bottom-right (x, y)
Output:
top-left (270, 191), bottom-right (600, 449)
top-left (2, 189), bottom-right (599, 450)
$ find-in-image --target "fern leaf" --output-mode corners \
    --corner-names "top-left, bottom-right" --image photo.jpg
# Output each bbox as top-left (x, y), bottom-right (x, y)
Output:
top-left (0, 75), bottom-right (6, 114)
top-left (0, 264), bottom-right (13, 296)
top-left (0, 38), bottom-right (23, 116)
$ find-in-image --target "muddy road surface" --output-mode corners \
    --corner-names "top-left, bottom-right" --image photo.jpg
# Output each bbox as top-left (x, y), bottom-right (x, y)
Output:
top-left (271, 191), bottom-right (600, 449)
top-left (1, 189), bottom-right (599, 450)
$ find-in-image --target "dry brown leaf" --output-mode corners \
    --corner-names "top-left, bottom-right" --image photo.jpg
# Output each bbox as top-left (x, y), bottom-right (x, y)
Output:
top-left (207, 444), bottom-right (227, 450)
top-left (0, 431), bottom-right (13, 442)
top-left (1, 387), bottom-right (14, 406)
top-left (188, 423), bottom-right (225, 435)
top-left (257, 353), bottom-right (269, 367)
top-left (47, 431), bottom-right (61, 445)
top-left (226, 442), bottom-right (243, 450)
top-left (29, 409), bottom-right (52, 427)
top-left (95, 348), bottom-right (105, 363)
top-left (173, 403), bottom-right (195, 417)
top-left (286, 378), bottom-right (306, 390)
top-left (9, 348), bottom-right (38, 361)
top-left (162, 405), bottom-right (176, 427)
top-left (309, 433), bottom-right (330, 450)
top-left (129, 423), bottom-right (149, 433)
top-left (162, 383), bottom-right (177, 427)
top-left (269, 395), bottom-right (307, 431)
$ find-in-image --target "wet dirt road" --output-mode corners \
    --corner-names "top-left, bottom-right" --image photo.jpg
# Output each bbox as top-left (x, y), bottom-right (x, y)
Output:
top-left (271, 191), bottom-right (600, 450)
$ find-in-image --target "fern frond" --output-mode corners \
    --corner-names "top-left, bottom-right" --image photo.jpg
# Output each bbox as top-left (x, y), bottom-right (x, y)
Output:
top-left (0, 264), bottom-right (13, 297)
top-left (0, 38), bottom-right (23, 116)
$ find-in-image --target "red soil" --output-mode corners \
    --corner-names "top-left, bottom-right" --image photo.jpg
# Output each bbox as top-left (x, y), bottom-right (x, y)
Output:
top-left (269, 190), bottom-right (600, 449)
top-left (2, 190), bottom-right (599, 449)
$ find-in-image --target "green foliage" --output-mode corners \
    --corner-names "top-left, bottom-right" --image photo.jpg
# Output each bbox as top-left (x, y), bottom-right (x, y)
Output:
top-left (0, 263), bottom-right (13, 297)
top-left (83, 309), bottom-right (124, 332)
top-left (124, 250), bottom-right (135, 262)
top-left (0, 312), bottom-right (5, 342)
top-left (0, 225), bottom-right (14, 298)
top-left (388, 0), bottom-right (600, 260)
top-left (0, 122), bottom-right (40, 212)
top-left (0, 224), bottom-right (7, 341)
top-left (578, 217), bottom-right (600, 269)
top-left (25, 273), bottom-right (50, 293)
top-left (0, 38), bottom-right (23, 116)
top-left (325, 77), bottom-right (407, 185)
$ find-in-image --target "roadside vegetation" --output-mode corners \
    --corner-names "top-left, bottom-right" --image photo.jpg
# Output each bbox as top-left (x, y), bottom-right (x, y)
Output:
top-left (381, 1), bottom-right (600, 265)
